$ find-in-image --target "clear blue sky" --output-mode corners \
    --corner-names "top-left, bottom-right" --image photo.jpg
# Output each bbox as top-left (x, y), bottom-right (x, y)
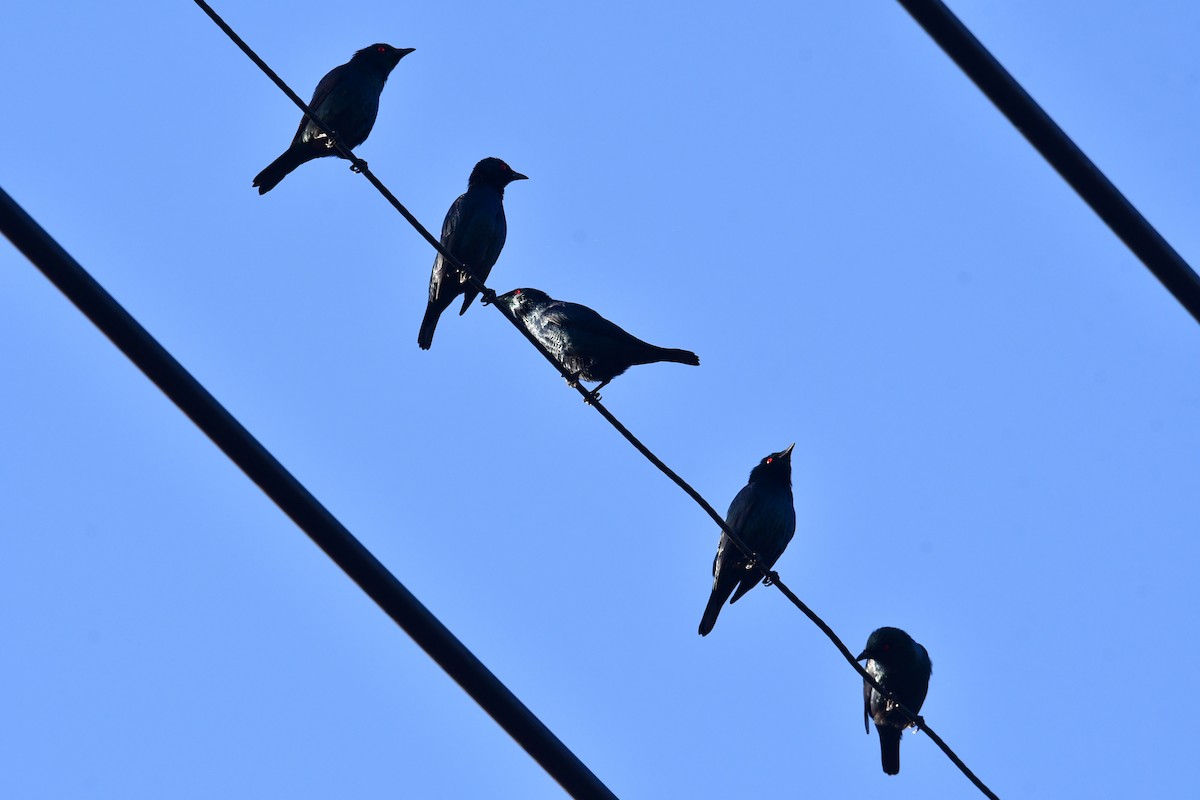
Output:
top-left (3, 2), bottom-right (1199, 797)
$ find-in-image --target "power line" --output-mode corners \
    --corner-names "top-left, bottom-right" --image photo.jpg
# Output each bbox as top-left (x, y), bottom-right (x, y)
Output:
top-left (191, 1), bottom-right (1001, 796)
top-left (894, 0), bottom-right (1200, 326)
top-left (0, 185), bottom-right (618, 800)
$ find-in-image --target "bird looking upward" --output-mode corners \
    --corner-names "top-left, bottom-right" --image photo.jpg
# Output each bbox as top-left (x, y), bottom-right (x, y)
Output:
top-left (698, 444), bottom-right (796, 636)
top-left (253, 43), bottom-right (414, 194)
top-left (858, 626), bottom-right (932, 776)
top-left (418, 158), bottom-right (528, 350)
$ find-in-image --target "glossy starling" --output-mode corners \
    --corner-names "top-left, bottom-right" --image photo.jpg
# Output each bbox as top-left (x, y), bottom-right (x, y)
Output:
top-left (497, 288), bottom-right (699, 398)
top-left (418, 158), bottom-right (528, 349)
top-left (698, 444), bottom-right (796, 636)
top-left (253, 43), bottom-right (414, 194)
top-left (858, 626), bottom-right (932, 776)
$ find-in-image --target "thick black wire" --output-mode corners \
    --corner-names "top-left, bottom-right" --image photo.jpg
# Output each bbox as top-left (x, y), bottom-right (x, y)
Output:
top-left (0, 186), bottom-right (618, 800)
top-left (195, 1), bottom-right (998, 796)
top-left (895, 0), bottom-right (1200, 326)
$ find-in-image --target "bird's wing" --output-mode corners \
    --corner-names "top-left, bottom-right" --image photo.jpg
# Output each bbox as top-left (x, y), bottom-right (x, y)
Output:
top-left (541, 302), bottom-right (624, 340)
top-left (725, 483), bottom-right (757, 538)
top-left (428, 195), bottom-right (465, 300)
top-left (440, 193), bottom-right (466, 244)
top-left (863, 674), bottom-right (873, 733)
top-left (293, 64), bottom-right (347, 143)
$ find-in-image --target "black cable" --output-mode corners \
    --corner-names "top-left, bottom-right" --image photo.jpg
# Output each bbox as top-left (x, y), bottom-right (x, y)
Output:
top-left (192, 3), bottom-right (1000, 795)
top-left (894, 0), bottom-right (1200, 326)
top-left (0, 185), bottom-right (618, 800)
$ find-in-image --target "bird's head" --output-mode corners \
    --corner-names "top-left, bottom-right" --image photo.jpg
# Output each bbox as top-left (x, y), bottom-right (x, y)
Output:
top-left (857, 626), bottom-right (918, 665)
top-left (354, 43), bottom-right (416, 72)
top-left (469, 157), bottom-right (529, 191)
top-left (497, 288), bottom-right (551, 317)
top-left (747, 443), bottom-right (794, 485)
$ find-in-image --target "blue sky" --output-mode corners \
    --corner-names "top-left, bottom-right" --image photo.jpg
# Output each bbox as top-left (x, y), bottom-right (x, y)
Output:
top-left (3, 2), bottom-right (1199, 797)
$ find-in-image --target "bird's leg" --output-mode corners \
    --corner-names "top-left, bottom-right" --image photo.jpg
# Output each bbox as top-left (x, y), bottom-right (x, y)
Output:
top-left (582, 380), bottom-right (610, 405)
top-left (563, 371), bottom-right (582, 389)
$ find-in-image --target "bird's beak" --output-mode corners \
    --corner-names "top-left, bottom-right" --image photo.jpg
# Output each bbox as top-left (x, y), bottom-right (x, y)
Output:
top-left (397, 48), bottom-right (416, 58)
top-left (510, 171), bottom-right (529, 181)
top-left (781, 443), bottom-right (795, 458)
top-left (856, 650), bottom-right (869, 661)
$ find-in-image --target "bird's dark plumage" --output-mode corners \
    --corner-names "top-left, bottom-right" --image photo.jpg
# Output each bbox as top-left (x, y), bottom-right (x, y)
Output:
top-left (253, 43), bottom-right (414, 194)
top-left (497, 288), bottom-right (699, 395)
top-left (418, 158), bottom-right (528, 349)
top-left (698, 444), bottom-right (796, 636)
top-left (858, 626), bottom-right (932, 776)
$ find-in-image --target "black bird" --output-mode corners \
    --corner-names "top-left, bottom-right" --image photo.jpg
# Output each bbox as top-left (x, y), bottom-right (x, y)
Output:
top-left (698, 444), bottom-right (796, 636)
top-left (858, 626), bottom-right (932, 776)
top-left (418, 158), bottom-right (528, 349)
top-left (253, 43), bottom-right (414, 194)
top-left (497, 288), bottom-right (699, 398)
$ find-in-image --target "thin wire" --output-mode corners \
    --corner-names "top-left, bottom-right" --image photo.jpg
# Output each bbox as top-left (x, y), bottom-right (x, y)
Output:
top-left (894, 0), bottom-right (1200, 326)
top-left (194, 2), bottom-right (999, 795)
top-left (0, 186), bottom-right (618, 800)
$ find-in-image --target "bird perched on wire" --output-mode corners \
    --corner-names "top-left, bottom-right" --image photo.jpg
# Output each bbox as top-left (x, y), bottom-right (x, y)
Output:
top-left (418, 158), bottom-right (528, 350)
top-left (253, 43), bottom-right (415, 194)
top-left (858, 626), bottom-right (932, 776)
top-left (698, 444), bottom-right (795, 636)
top-left (497, 288), bottom-right (699, 400)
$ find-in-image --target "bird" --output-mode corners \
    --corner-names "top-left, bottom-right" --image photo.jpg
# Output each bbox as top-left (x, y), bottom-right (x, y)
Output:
top-left (253, 43), bottom-right (414, 194)
top-left (496, 288), bottom-right (699, 399)
top-left (418, 158), bottom-right (528, 349)
top-left (858, 626), bottom-right (933, 776)
top-left (698, 444), bottom-right (796, 636)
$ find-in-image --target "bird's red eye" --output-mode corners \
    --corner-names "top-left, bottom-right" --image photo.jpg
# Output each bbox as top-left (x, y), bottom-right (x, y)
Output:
top-left (766, 457), bottom-right (773, 464)
top-left (882, 643), bottom-right (890, 652)
top-left (376, 45), bottom-right (387, 53)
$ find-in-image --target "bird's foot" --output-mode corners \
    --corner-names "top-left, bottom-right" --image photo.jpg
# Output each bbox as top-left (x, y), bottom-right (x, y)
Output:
top-left (762, 570), bottom-right (780, 587)
top-left (582, 388), bottom-right (602, 405)
top-left (350, 159), bottom-right (368, 173)
top-left (563, 371), bottom-right (582, 389)
top-left (479, 287), bottom-right (497, 307)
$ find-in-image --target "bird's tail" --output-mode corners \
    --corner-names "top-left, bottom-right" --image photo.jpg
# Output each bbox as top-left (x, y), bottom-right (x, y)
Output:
top-left (649, 347), bottom-right (700, 367)
top-left (417, 303), bottom-right (443, 350)
top-left (877, 726), bottom-right (903, 776)
top-left (253, 147), bottom-right (312, 195)
top-left (698, 576), bottom-right (738, 637)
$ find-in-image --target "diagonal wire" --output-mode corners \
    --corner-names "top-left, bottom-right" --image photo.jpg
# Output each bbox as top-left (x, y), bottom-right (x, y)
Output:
top-left (894, 0), bottom-right (1200, 326)
top-left (194, 1), bottom-right (999, 796)
top-left (0, 186), bottom-right (617, 800)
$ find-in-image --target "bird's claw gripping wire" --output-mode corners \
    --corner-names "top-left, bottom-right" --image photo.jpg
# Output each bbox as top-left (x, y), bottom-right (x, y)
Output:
top-left (350, 159), bottom-right (368, 173)
top-left (479, 287), bottom-right (497, 307)
top-left (582, 378), bottom-right (611, 405)
top-left (762, 570), bottom-right (780, 587)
